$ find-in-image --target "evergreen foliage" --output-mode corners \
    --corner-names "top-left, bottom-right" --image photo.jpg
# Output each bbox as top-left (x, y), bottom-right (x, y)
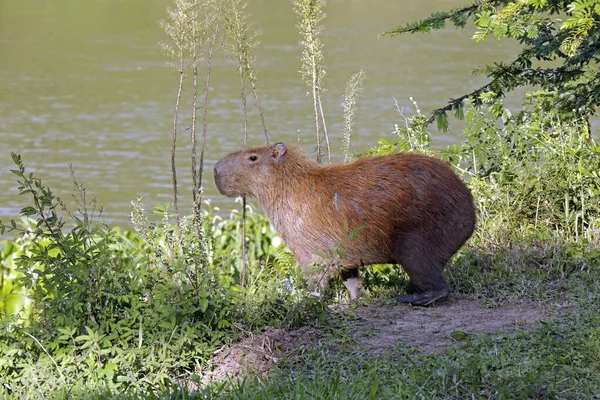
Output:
top-left (383, 0), bottom-right (600, 131)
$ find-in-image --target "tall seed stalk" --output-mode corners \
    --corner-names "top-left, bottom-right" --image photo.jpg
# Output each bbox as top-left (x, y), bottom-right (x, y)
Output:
top-left (222, 0), bottom-right (265, 286)
top-left (293, 0), bottom-right (329, 163)
top-left (197, 4), bottom-right (221, 209)
top-left (341, 68), bottom-right (365, 162)
top-left (249, 62), bottom-right (269, 144)
top-left (162, 0), bottom-right (222, 227)
top-left (160, 1), bottom-right (197, 229)
top-left (190, 1), bottom-right (203, 218)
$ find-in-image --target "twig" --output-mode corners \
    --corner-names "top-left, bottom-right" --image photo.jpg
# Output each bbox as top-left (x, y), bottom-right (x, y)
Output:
top-left (191, 55), bottom-right (199, 216)
top-left (311, 51), bottom-right (321, 163)
top-left (239, 58), bottom-right (249, 287)
top-left (251, 84), bottom-right (269, 144)
top-left (317, 93), bottom-right (330, 163)
top-left (198, 19), bottom-right (220, 202)
top-left (171, 55), bottom-right (184, 229)
top-left (242, 197), bottom-right (248, 287)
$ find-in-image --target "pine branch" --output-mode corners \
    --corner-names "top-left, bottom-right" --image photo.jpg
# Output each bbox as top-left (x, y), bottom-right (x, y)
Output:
top-left (381, 1), bottom-right (505, 36)
top-left (419, 5), bottom-right (600, 130)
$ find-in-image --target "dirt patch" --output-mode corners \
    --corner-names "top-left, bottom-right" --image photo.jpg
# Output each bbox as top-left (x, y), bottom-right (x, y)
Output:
top-left (200, 296), bottom-right (556, 383)
top-left (354, 295), bottom-right (555, 355)
top-left (201, 326), bottom-right (321, 384)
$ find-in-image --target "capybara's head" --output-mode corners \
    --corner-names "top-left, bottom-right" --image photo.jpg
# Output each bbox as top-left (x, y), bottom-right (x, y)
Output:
top-left (214, 142), bottom-right (288, 197)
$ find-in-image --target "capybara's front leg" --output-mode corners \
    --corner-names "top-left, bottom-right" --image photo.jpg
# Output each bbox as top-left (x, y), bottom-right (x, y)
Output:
top-left (305, 264), bottom-right (365, 300)
top-left (340, 267), bottom-right (365, 300)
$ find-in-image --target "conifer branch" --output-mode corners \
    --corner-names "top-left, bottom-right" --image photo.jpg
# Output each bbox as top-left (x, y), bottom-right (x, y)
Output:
top-left (396, 0), bottom-right (600, 131)
top-left (381, 2), bottom-right (492, 36)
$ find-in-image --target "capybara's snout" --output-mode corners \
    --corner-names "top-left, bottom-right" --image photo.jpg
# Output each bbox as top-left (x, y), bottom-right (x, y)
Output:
top-left (213, 155), bottom-right (246, 197)
top-left (213, 159), bottom-right (228, 196)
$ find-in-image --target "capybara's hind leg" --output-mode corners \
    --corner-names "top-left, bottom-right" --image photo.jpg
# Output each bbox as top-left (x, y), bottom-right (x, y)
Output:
top-left (398, 269), bottom-right (450, 306)
top-left (406, 280), bottom-right (421, 294)
top-left (341, 268), bottom-right (365, 300)
top-left (395, 241), bottom-right (451, 306)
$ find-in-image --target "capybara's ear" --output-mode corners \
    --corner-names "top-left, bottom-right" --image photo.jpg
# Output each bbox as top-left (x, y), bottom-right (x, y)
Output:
top-left (272, 142), bottom-right (287, 162)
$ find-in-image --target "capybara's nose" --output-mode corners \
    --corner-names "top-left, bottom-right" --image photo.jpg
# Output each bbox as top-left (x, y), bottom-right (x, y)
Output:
top-left (213, 160), bottom-right (223, 178)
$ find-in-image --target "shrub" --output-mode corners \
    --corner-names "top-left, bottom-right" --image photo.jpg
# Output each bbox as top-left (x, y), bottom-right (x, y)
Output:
top-left (0, 154), bottom-right (326, 398)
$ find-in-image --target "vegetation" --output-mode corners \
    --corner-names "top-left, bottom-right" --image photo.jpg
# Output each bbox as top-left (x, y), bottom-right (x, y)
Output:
top-left (174, 304), bottom-right (600, 399)
top-left (384, 0), bottom-right (600, 132)
top-left (1, 0), bottom-right (600, 398)
top-left (293, 0), bottom-right (330, 163)
top-left (341, 68), bottom-right (366, 162)
top-left (0, 155), bottom-right (325, 398)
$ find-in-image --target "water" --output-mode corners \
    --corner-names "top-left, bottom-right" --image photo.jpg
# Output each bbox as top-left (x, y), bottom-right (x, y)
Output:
top-left (0, 0), bottom-right (521, 231)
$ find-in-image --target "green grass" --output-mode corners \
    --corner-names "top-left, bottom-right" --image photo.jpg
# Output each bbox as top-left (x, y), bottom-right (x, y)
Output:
top-left (143, 281), bottom-right (600, 400)
top-left (80, 288), bottom-right (599, 400)
top-left (182, 244), bottom-right (600, 399)
top-left (212, 325), bottom-right (598, 399)
top-left (2, 127), bottom-right (600, 399)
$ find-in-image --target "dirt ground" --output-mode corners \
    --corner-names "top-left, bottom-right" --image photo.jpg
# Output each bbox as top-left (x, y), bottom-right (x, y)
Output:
top-left (200, 294), bottom-right (557, 384)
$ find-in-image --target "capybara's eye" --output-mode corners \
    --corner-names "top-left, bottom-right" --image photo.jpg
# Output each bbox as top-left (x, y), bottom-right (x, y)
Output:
top-left (248, 156), bottom-right (258, 162)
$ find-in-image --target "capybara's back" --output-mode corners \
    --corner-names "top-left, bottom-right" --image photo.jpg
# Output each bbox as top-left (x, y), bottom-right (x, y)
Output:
top-left (214, 142), bottom-right (475, 305)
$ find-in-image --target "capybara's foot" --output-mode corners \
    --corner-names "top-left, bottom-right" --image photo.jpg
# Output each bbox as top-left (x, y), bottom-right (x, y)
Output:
top-left (343, 277), bottom-right (366, 300)
top-left (398, 289), bottom-right (450, 306)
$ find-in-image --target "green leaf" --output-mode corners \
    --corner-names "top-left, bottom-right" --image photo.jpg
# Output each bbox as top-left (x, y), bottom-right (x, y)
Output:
top-left (199, 297), bottom-right (209, 313)
top-left (451, 330), bottom-right (470, 341)
top-left (103, 363), bottom-right (117, 380)
top-left (10, 152), bottom-right (21, 165)
top-left (436, 111), bottom-right (449, 132)
top-left (20, 206), bottom-right (37, 217)
top-left (453, 101), bottom-right (465, 120)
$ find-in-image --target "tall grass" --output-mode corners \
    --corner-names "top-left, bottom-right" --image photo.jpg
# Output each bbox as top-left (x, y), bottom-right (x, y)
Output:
top-left (0, 154), bottom-right (325, 398)
top-left (293, 0), bottom-right (330, 163)
top-left (341, 68), bottom-right (366, 161)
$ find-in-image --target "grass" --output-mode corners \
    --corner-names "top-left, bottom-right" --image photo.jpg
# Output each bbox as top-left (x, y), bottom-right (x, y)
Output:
top-left (211, 321), bottom-right (599, 399)
top-left (2, 115), bottom-right (599, 399)
top-left (33, 230), bottom-right (593, 400)
top-left (83, 285), bottom-right (599, 400)
top-left (178, 242), bottom-right (600, 399)
top-left (141, 285), bottom-right (597, 400)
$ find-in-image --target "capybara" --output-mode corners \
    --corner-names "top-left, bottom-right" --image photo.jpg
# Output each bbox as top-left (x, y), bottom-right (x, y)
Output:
top-left (214, 142), bottom-right (475, 306)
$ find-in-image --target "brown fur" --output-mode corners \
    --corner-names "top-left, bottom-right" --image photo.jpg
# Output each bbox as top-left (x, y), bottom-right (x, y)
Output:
top-left (214, 142), bottom-right (476, 305)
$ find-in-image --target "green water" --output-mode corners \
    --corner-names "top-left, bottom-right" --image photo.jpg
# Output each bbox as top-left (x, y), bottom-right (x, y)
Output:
top-left (0, 0), bottom-right (519, 229)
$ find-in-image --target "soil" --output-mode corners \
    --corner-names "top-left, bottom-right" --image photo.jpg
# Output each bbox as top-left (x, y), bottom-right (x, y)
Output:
top-left (200, 294), bottom-right (557, 384)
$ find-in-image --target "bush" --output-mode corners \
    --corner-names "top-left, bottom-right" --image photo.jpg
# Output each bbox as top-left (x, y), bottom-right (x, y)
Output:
top-left (0, 154), bottom-right (326, 398)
